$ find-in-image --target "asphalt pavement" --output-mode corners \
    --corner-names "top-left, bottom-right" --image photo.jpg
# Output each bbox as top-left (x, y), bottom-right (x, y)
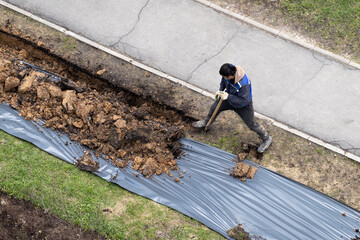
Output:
top-left (2, 0), bottom-right (360, 159)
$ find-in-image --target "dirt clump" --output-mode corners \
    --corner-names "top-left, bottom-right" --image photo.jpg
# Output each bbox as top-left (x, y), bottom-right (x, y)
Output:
top-left (75, 151), bottom-right (100, 172)
top-left (4, 76), bottom-right (20, 91)
top-left (229, 146), bottom-right (259, 181)
top-left (0, 53), bottom-right (188, 178)
top-left (230, 161), bottom-right (258, 182)
top-left (227, 224), bottom-right (251, 240)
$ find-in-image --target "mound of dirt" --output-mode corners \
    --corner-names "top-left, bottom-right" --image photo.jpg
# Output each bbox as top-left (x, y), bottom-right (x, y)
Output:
top-left (229, 152), bottom-right (258, 182)
top-left (226, 224), bottom-right (251, 240)
top-left (0, 190), bottom-right (105, 240)
top-left (230, 161), bottom-right (258, 182)
top-left (75, 151), bottom-right (100, 172)
top-left (0, 55), bottom-right (188, 179)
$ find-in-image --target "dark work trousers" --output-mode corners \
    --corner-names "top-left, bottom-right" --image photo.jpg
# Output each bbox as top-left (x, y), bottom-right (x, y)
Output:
top-left (205, 100), bottom-right (268, 141)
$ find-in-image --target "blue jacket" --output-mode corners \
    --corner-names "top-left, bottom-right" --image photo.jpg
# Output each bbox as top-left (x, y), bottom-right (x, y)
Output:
top-left (219, 74), bottom-right (252, 108)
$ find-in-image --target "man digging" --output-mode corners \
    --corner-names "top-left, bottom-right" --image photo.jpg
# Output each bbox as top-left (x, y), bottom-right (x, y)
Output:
top-left (192, 63), bottom-right (272, 153)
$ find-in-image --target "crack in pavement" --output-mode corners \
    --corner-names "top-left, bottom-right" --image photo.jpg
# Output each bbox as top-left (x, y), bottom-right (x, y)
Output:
top-left (342, 63), bottom-right (359, 71)
top-left (185, 31), bottom-right (239, 82)
top-left (122, 42), bottom-right (143, 61)
top-left (312, 51), bottom-right (327, 63)
top-left (313, 52), bottom-right (359, 72)
top-left (329, 140), bottom-right (360, 153)
top-left (110, 0), bottom-right (150, 48)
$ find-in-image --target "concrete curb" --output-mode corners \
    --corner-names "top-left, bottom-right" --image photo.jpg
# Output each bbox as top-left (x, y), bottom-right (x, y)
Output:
top-left (0, 0), bottom-right (359, 163)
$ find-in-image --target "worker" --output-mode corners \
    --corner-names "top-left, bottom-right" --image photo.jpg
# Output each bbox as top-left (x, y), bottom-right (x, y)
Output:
top-left (192, 63), bottom-right (272, 153)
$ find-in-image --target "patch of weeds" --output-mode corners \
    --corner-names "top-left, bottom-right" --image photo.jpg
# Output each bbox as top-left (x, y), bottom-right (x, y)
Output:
top-left (169, 226), bottom-right (188, 239)
top-left (4, 8), bottom-right (17, 15)
top-left (145, 226), bottom-right (157, 239)
top-left (206, 141), bottom-right (220, 148)
top-left (61, 36), bottom-right (77, 51)
top-left (287, 135), bottom-right (296, 143)
top-left (26, 16), bottom-right (35, 22)
top-left (218, 135), bottom-right (240, 154)
top-left (220, 136), bottom-right (228, 144)
top-left (316, 148), bottom-right (323, 155)
top-left (125, 202), bottom-right (139, 217)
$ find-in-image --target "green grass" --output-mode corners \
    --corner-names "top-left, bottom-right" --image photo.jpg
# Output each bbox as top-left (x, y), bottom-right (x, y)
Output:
top-left (61, 36), bottom-right (77, 51)
top-left (279, 0), bottom-right (360, 61)
top-left (316, 148), bottom-right (323, 155)
top-left (0, 130), bottom-right (224, 240)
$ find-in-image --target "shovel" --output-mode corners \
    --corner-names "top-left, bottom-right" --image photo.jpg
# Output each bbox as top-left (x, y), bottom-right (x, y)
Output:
top-left (204, 98), bottom-right (223, 135)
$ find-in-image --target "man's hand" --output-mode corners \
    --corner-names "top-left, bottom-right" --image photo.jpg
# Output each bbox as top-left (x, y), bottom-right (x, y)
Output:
top-left (214, 90), bottom-right (222, 100)
top-left (219, 91), bottom-right (228, 100)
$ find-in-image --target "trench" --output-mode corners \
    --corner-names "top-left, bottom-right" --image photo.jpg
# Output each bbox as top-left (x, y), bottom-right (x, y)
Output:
top-left (0, 31), bottom-right (193, 178)
top-left (0, 30), bottom-right (260, 239)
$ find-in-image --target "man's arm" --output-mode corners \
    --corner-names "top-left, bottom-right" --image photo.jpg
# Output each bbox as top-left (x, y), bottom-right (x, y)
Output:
top-left (219, 77), bottom-right (226, 91)
top-left (227, 84), bottom-right (252, 108)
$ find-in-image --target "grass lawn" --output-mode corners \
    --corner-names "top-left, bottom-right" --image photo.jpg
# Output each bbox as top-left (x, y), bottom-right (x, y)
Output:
top-left (211, 0), bottom-right (360, 62)
top-left (279, 0), bottom-right (360, 60)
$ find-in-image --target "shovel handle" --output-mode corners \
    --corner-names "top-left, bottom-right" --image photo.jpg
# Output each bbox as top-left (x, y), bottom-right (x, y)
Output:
top-left (204, 98), bottom-right (223, 132)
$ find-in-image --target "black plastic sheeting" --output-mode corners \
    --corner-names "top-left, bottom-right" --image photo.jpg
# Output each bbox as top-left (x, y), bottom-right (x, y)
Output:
top-left (1, 103), bottom-right (359, 240)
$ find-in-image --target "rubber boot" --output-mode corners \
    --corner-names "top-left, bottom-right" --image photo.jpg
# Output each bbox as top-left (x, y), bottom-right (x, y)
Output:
top-left (192, 120), bottom-right (206, 128)
top-left (257, 135), bottom-right (272, 153)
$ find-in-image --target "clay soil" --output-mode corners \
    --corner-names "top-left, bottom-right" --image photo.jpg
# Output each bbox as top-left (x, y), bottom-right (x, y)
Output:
top-left (0, 32), bottom-right (189, 179)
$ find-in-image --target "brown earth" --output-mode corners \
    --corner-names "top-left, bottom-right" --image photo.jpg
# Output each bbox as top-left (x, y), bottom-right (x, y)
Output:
top-left (0, 33), bottom-right (189, 180)
top-left (226, 224), bottom-right (251, 240)
top-left (0, 189), bottom-right (105, 240)
top-left (229, 148), bottom-right (259, 182)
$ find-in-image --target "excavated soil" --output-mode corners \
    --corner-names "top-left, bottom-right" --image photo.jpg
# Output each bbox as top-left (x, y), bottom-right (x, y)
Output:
top-left (0, 190), bottom-right (105, 240)
top-left (229, 149), bottom-right (258, 182)
top-left (0, 32), bottom-right (190, 180)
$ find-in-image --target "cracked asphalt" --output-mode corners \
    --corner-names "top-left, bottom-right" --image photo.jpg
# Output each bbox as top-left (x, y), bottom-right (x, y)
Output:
top-left (4, 0), bottom-right (360, 157)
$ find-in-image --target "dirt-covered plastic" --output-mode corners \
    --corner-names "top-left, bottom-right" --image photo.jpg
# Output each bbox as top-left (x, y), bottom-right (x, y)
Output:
top-left (1, 103), bottom-right (359, 239)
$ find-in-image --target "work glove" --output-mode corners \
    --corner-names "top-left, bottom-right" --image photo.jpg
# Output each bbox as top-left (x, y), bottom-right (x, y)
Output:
top-left (219, 91), bottom-right (228, 100)
top-left (214, 90), bottom-right (222, 100)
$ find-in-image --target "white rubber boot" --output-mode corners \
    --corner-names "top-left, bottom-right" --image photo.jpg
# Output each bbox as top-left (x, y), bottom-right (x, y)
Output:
top-left (192, 120), bottom-right (206, 128)
top-left (257, 135), bottom-right (272, 153)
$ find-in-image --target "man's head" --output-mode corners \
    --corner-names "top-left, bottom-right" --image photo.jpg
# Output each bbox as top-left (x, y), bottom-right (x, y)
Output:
top-left (219, 63), bottom-right (236, 82)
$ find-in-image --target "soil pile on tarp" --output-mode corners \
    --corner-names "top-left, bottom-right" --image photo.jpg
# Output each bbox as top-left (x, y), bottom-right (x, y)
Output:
top-left (0, 55), bottom-right (187, 178)
top-left (230, 152), bottom-right (258, 182)
top-left (226, 224), bottom-right (251, 240)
